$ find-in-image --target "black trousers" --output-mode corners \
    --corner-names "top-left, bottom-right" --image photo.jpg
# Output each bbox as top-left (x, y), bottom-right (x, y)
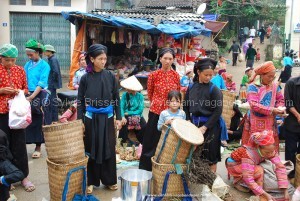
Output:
top-left (285, 128), bottom-right (300, 177)
top-left (0, 114), bottom-right (29, 178)
top-left (232, 53), bottom-right (238, 66)
top-left (49, 88), bottom-right (59, 122)
top-left (139, 112), bottom-right (161, 171)
top-left (84, 117), bottom-right (117, 186)
top-left (118, 116), bottom-right (146, 144)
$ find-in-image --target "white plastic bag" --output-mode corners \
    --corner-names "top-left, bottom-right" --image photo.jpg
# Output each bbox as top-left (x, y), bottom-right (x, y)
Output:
top-left (238, 53), bottom-right (244, 62)
top-left (212, 175), bottom-right (230, 199)
top-left (8, 90), bottom-right (32, 129)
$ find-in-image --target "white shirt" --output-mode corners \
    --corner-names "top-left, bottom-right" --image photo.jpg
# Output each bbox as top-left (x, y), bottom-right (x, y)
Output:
top-left (249, 28), bottom-right (256, 37)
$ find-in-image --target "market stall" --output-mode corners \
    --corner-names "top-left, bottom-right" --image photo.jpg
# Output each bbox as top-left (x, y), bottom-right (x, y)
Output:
top-left (61, 9), bottom-right (212, 89)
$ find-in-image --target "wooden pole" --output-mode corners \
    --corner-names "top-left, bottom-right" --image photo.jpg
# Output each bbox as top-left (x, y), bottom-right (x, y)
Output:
top-left (82, 20), bottom-right (87, 52)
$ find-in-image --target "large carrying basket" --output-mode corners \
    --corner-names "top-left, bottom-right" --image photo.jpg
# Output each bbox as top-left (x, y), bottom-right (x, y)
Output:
top-left (43, 120), bottom-right (85, 164)
top-left (221, 90), bottom-right (236, 128)
top-left (47, 156), bottom-right (88, 201)
top-left (154, 119), bottom-right (203, 164)
top-left (151, 157), bottom-right (188, 196)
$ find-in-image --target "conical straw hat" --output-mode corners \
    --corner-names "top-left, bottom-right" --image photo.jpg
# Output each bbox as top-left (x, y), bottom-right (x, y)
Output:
top-left (120, 76), bottom-right (143, 91)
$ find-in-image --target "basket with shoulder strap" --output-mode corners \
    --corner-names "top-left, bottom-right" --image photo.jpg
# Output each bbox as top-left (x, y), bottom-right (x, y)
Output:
top-left (151, 157), bottom-right (189, 196)
top-left (221, 90), bottom-right (236, 128)
top-left (47, 156), bottom-right (88, 201)
top-left (62, 165), bottom-right (99, 201)
top-left (154, 121), bottom-right (203, 164)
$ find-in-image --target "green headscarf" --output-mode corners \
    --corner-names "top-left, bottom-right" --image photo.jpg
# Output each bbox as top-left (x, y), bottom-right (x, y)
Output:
top-left (0, 44), bottom-right (18, 58)
top-left (25, 39), bottom-right (45, 52)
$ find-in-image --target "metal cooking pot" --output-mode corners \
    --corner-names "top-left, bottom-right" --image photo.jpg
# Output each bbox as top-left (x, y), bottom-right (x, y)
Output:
top-left (119, 169), bottom-right (152, 201)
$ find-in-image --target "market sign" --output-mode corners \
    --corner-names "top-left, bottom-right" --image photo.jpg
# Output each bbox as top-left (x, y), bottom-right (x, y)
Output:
top-left (294, 22), bottom-right (300, 33)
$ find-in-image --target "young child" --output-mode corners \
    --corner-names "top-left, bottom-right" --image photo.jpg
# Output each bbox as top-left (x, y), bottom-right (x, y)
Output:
top-left (239, 67), bottom-right (253, 102)
top-left (180, 70), bottom-right (193, 92)
top-left (256, 48), bottom-right (260, 61)
top-left (225, 74), bottom-right (237, 92)
top-left (157, 90), bottom-right (186, 131)
top-left (0, 130), bottom-right (25, 201)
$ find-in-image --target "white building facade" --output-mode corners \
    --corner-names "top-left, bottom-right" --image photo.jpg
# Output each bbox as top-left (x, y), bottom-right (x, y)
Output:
top-left (0, 0), bottom-right (87, 74)
top-left (285, 0), bottom-right (300, 56)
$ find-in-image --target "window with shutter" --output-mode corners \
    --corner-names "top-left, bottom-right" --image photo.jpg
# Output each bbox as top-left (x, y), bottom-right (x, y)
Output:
top-left (32, 0), bottom-right (49, 6)
top-left (54, 0), bottom-right (71, 7)
top-left (10, 0), bottom-right (26, 5)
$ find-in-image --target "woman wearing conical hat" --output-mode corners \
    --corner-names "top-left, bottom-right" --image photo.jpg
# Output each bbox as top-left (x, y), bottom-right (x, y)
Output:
top-left (119, 76), bottom-right (146, 145)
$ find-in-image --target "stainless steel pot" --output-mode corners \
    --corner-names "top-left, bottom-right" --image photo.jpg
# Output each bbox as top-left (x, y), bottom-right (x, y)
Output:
top-left (119, 169), bottom-right (152, 201)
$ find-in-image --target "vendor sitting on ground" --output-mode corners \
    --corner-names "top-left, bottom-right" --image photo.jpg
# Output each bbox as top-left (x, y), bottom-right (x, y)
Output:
top-left (227, 104), bottom-right (244, 142)
top-left (72, 53), bottom-right (87, 90)
top-left (119, 76), bottom-right (146, 145)
top-left (226, 130), bottom-right (289, 201)
top-left (0, 130), bottom-right (25, 201)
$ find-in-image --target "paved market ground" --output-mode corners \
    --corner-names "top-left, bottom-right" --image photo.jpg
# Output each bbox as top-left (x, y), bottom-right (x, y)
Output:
top-left (11, 38), bottom-right (300, 201)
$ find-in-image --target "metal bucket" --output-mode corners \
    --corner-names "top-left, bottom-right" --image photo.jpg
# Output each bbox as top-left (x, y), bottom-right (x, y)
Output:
top-left (119, 169), bottom-right (152, 201)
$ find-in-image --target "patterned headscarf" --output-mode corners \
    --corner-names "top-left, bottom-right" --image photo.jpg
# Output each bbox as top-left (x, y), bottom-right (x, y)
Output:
top-left (248, 130), bottom-right (275, 146)
top-left (0, 44), bottom-right (18, 58)
top-left (249, 61), bottom-right (276, 82)
top-left (25, 39), bottom-right (45, 53)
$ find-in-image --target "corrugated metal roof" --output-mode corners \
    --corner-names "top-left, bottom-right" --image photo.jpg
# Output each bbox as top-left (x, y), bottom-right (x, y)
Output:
top-left (91, 9), bottom-right (205, 23)
top-left (137, 0), bottom-right (205, 8)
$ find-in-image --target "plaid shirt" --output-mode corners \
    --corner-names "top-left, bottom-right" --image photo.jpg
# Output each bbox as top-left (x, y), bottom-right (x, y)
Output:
top-left (0, 64), bottom-right (28, 114)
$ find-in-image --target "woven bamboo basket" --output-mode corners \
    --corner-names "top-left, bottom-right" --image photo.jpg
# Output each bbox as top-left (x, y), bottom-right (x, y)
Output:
top-left (154, 119), bottom-right (203, 164)
top-left (221, 90), bottom-right (236, 128)
top-left (43, 120), bottom-right (85, 164)
top-left (294, 154), bottom-right (300, 187)
top-left (151, 157), bottom-right (189, 197)
top-left (47, 156), bottom-right (88, 201)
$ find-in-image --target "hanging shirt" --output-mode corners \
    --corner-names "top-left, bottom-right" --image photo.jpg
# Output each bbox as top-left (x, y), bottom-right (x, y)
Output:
top-left (0, 64), bottom-right (28, 114)
top-left (24, 59), bottom-right (50, 91)
top-left (147, 69), bottom-right (180, 115)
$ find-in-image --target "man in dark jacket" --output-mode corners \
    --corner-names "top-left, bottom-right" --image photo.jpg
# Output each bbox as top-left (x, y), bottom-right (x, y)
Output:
top-left (228, 41), bottom-right (241, 66)
top-left (284, 76), bottom-right (300, 178)
top-left (245, 43), bottom-right (257, 68)
top-left (44, 45), bottom-right (62, 123)
top-left (258, 26), bottom-right (266, 44)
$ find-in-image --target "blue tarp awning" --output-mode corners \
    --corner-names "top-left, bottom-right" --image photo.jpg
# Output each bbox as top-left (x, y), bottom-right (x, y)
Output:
top-left (61, 11), bottom-right (211, 38)
top-left (203, 14), bottom-right (218, 21)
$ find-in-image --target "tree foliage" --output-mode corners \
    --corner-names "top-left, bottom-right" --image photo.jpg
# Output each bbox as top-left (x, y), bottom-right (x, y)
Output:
top-left (208, 0), bottom-right (286, 22)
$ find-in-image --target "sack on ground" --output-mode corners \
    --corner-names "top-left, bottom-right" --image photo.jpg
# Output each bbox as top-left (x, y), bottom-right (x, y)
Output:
top-left (212, 175), bottom-right (229, 199)
top-left (8, 90), bottom-right (32, 129)
top-left (238, 53), bottom-right (244, 62)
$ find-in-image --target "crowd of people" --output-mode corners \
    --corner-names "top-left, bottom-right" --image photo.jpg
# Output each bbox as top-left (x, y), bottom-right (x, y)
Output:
top-left (0, 31), bottom-right (299, 201)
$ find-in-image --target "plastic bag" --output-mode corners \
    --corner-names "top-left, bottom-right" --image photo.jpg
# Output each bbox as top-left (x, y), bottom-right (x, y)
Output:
top-left (8, 90), bottom-right (32, 129)
top-left (211, 175), bottom-right (229, 199)
top-left (238, 53), bottom-right (244, 62)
